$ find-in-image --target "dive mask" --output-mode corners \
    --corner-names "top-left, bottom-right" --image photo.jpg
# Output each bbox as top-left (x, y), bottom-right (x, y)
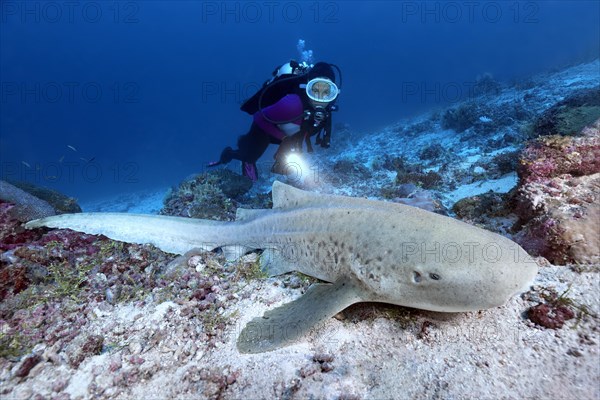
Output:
top-left (303, 78), bottom-right (339, 103)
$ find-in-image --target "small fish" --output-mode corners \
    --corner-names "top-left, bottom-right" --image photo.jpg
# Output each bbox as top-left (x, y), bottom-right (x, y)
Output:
top-left (21, 161), bottom-right (31, 168)
top-left (58, 155), bottom-right (65, 163)
top-left (67, 145), bottom-right (77, 152)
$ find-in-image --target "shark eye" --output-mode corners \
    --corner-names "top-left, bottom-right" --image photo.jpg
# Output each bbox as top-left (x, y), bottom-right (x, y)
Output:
top-left (429, 273), bottom-right (441, 280)
top-left (413, 271), bottom-right (422, 283)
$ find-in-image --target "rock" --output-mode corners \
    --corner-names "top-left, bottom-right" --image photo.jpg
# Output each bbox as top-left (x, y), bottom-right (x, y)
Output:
top-left (69, 334), bottom-right (104, 368)
top-left (4, 179), bottom-right (81, 214)
top-left (0, 180), bottom-right (56, 222)
top-left (453, 192), bottom-right (512, 220)
top-left (395, 183), bottom-right (419, 198)
top-left (517, 130), bottom-right (600, 184)
top-left (52, 378), bottom-right (69, 392)
top-left (283, 275), bottom-right (303, 289)
top-left (514, 119), bottom-right (600, 264)
top-left (392, 190), bottom-right (445, 214)
top-left (332, 158), bottom-right (371, 179)
top-left (160, 170), bottom-right (245, 220)
top-left (212, 169), bottom-right (253, 199)
top-left (529, 87), bottom-right (600, 138)
top-left (14, 354), bottom-right (42, 378)
top-left (527, 303), bottom-right (575, 329)
top-left (396, 170), bottom-right (443, 190)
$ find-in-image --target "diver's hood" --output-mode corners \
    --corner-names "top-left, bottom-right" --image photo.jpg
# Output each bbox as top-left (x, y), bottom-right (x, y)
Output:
top-left (240, 61), bottom-right (342, 115)
top-left (307, 62), bottom-right (336, 82)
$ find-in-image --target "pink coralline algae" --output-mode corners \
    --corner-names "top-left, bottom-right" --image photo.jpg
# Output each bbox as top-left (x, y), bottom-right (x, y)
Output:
top-left (528, 303), bottom-right (575, 329)
top-left (515, 119), bottom-right (600, 264)
top-left (517, 132), bottom-right (600, 185)
top-left (0, 202), bottom-right (44, 251)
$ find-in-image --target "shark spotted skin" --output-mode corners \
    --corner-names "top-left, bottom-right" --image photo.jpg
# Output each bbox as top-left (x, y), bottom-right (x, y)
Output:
top-left (25, 181), bottom-right (538, 353)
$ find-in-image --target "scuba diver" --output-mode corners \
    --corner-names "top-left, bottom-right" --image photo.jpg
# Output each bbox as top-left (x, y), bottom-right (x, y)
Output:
top-left (207, 61), bottom-right (342, 181)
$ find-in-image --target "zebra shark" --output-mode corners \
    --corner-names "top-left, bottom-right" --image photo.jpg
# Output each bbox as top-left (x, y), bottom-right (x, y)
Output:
top-left (25, 181), bottom-right (537, 353)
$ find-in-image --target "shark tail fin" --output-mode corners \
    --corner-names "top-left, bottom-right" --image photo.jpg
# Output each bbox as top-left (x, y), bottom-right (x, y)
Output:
top-left (25, 213), bottom-right (234, 255)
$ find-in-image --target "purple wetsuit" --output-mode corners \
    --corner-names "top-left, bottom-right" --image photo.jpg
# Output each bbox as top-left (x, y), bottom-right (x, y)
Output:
top-left (209, 94), bottom-right (306, 181)
top-left (253, 94), bottom-right (304, 141)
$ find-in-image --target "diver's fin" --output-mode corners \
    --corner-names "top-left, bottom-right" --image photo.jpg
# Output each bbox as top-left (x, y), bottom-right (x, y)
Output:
top-left (236, 277), bottom-right (362, 353)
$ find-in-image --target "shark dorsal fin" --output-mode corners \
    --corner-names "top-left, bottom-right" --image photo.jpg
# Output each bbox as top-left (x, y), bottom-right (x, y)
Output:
top-left (235, 208), bottom-right (269, 221)
top-left (271, 181), bottom-right (414, 212)
top-left (271, 181), bottom-right (324, 209)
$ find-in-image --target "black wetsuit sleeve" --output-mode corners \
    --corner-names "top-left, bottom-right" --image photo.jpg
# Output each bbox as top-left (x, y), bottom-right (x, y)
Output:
top-left (320, 118), bottom-right (332, 148)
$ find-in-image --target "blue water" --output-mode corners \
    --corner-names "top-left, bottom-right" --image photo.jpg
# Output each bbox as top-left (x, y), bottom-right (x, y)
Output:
top-left (1, 1), bottom-right (599, 201)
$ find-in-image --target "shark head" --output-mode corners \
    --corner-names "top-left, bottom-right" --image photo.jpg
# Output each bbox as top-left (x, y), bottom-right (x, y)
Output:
top-left (375, 255), bottom-right (538, 312)
top-left (350, 210), bottom-right (539, 313)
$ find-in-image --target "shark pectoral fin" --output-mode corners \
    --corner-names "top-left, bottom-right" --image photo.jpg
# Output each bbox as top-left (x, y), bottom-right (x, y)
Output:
top-left (163, 248), bottom-right (206, 277)
top-left (259, 248), bottom-right (298, 277)
top-left (237, 278), bottom-right (361, 353)
top-left (220, 245), bottom-right (253, 261)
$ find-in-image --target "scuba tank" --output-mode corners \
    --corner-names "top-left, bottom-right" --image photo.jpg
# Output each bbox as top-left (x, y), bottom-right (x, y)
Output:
top-left (240, 60), bottom-right (311, 115)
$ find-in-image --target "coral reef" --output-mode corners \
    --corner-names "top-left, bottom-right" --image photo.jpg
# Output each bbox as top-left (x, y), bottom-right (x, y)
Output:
top-left (373, 155), bottom-right (445, 191)
top-left (514, 120), bottom-right (600, 264)
top-left (489, 150), bottom-right (520, 176)
top-left (472, 72), bottom-right (501, 97)
top-left (331, 158), bottom-right (371, 180)
top-left (378, 155), bottom-right (408, 172)
top-left (418, 143), bottom-right (446, 161)
top-left (517, 133), bottom-right (600, 183)
top-left (441, 102), bottom-right (481, 133)
top-left (0, 202), bottom-right (44, 252)
top-left (441, 99), bottom-right (531, 139)
top-left (5, 180), bottom-right (81, 214)
top-left (452, 191), bottom-right (517, 234)
top-left (529, 87), bottom-right (600, 138)
top-left (0, 181), bottom-right (56, 222)
top-left (0, 214), bottom-right (261, 362)
top-left (396, 170), bottom-right (443, 190)
top-left (161, 170), bottom-right (252, 220)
